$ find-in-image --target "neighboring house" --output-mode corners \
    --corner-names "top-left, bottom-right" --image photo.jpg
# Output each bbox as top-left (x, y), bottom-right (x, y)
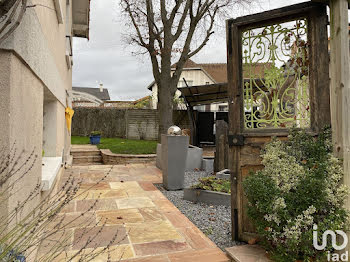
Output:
top-left (133, 96), bottom-right (152, 109)
top-left (73, 92), bottom-right (152, 109)
top-left (103, 101), bottom-right (135, 109)
top-left (147, 59), bottom-right (229, 111)
top-left (72, 85), bottom-right (111, 107)
top-left (0, 0), bottom-right (90, 221)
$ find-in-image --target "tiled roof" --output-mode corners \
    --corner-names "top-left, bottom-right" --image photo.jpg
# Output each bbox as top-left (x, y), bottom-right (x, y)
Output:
top-left (200, 63), bottom-right (227, 83)
top-left (171, 59), bottom-right (200, 69)
top-left (72, 87), bottom-right (111, 101)
top-left (133, 96), bottom-right (151, 105)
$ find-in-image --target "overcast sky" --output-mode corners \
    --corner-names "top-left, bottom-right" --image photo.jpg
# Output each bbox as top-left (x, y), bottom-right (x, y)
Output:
top-left (72, 0), bottom-right (308, 101)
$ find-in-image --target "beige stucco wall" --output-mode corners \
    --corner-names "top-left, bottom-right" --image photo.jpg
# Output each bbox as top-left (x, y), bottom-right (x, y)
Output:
top-left (151, 69), bottom-right (215, 109)
top-left (0, 0), bottom-right (74, 157)
top-left (0, 49), bottom-right (44, 223)
top-left (0, 0), bottom-right (75, 233)
top-left (32, 0), bottom-right (73, 93)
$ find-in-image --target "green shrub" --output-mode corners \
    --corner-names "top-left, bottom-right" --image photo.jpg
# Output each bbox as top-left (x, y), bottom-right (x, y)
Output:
top-left (243, 128), bottom-right (349, 261)
top-left (192, 176), bottom-right (231, 193)
top-left (90, 131), bottom-right (102, 136)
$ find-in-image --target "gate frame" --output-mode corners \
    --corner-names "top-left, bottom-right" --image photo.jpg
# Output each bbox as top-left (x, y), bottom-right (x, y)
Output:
top-left (226, 2), bottom-right (330, 241)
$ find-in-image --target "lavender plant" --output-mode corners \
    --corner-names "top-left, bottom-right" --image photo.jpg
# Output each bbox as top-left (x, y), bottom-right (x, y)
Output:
top-left (0, 145), bottom-right (125, 261)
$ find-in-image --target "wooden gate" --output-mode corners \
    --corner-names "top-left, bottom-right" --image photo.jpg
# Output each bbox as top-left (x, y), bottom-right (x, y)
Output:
top-left (226, 2), bottom-right (330, 242)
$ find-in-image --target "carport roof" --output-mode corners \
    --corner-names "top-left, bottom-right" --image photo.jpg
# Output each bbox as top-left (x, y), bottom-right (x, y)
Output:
top-left (179, 83), bottom-right (228, 107)
top-left (179, 78), bottom-right (265, 107)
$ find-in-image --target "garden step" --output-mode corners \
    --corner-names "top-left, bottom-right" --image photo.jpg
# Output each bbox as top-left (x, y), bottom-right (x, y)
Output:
top-left (225, 245), bottom-right (271, 262)
top-left (73, 156), bottom-right (102, 165)
top-left (71, 150), bottom-right (101, 157)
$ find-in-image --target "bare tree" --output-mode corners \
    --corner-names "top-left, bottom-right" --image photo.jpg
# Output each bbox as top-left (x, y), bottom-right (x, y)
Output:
top-left (0, 0), bottom-right (27, 45)
top-left (121, 0), bottom-right (253, 139)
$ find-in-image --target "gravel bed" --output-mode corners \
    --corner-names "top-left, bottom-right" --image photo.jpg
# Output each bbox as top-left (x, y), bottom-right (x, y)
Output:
top-left (155, 171), bottom-right (243, 251)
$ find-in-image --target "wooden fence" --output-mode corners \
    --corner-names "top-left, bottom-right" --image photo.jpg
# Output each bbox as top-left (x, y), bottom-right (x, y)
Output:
top-left (72, 108), bottom-right (192, 140)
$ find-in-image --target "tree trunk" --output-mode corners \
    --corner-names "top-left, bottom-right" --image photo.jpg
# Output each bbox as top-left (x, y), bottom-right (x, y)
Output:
top-left (157, 77), bottom-right (176, 141)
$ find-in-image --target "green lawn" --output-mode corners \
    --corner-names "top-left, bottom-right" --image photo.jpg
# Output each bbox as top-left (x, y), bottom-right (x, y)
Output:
top-left (71, 136), bottom-right (157, 155)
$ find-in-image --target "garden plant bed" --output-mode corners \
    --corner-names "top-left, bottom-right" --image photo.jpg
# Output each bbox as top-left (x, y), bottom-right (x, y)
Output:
top-left (184, 176), bottom-right (231, 206)
top-left (183, 188), bottom-right (230, 206)
top-left (100, 149), bottom-right (156, 165)
top-left (155, 171), bottom-right (242, 250)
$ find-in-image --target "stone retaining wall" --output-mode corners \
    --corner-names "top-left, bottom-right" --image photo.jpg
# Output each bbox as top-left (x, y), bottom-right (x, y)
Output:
top-left (101, 149), bottom-right (156, 165)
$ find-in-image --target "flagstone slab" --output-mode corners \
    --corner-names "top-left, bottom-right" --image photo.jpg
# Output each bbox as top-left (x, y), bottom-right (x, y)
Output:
top-left (59, 201), bottom-right (76, 213)
top-left (116, 197), bottom-right (155, 209)
top-left (164, 211), bottom-right (195, 228)
top-left (72, 225), bottom-right (129, 250)
top-left (147, 190), bottom-right (167, 200)
top-left (126, 220), bottom-right (183, 244)
top-left (122, 255), bottom-right (169, 262)
top-left (138, 207), bottom-right (165, 222)
top-left (177, 227), bottom-right (217, 250)
top-left (141, 175), bottom-right (162, 182)
top-left (79, 182), bottom-right (111, 190)
top-left (81, 245), bottom-right (134, 262)
top-left (133, 240), bottom-right (190, 256)
top-left (79, 172), bottom-right (107, 180)
top-left (225, 245), bottom-right (271, 262)
top-left (167, 248), bottom-right (230, 262)
top-left (110, 181), bottom-right (147, 197)
top-left (76, 199), bottom-right (119, 212)
top-left (110, 181), bottom-right (142, 190)
top-left (138, 182), bottom-right (158, 191)
top-left (102, 190), bottom-right (129, 199)
top-left (36, 229), bottom-right (74, 257)
top-left (50, 212), bottom-right (96, 229)
top-left (88, 165), bottom-right (115, 170)
top-left (97, 209), bottom-right (144, 225)
top-left (75, 189), bottom-right (128, 200)
top-left (51, 244), bottom-right (134, 262)
top-left (153, 199), bottom-right (179, 212)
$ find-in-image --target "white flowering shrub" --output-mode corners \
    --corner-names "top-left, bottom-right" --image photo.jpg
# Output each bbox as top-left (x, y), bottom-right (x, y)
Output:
top-left (243, 128), bottom-right (349, 261)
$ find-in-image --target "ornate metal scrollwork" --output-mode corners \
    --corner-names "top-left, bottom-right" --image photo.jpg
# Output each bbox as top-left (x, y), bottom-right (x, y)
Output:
top-left (242, 19), bottom-right (310, 130)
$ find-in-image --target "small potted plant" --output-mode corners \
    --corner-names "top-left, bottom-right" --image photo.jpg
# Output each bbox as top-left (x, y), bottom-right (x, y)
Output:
top-left (89, 131), bottom-right (101, 145)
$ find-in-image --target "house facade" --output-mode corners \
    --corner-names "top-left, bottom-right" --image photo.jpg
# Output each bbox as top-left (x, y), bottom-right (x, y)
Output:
top-left (148, 59), bottom-right (229, 112)
top-left (0, 0), bottom-right (90, 223)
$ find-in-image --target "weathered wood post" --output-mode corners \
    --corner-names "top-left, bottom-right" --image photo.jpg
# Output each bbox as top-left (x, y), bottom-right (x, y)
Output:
top-left (329, 0), bottom-right (350, 253)
top-left (214, 120), bottom-right (229, 172)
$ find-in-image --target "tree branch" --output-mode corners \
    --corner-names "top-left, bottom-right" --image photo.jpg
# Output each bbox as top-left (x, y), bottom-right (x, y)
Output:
top-left (172, 0), bottom-right (192, 42)
top-left (122, 0), bottom-right (148, 48)
top-left (145, 0), bottom-right (161, 82)
top-left (189, 6), bottom-right (217, 58)
top-left (0, 0), bottom-right (27, 45)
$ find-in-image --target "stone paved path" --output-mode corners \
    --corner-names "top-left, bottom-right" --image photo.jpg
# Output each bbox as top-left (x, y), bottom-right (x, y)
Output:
top-left (39, 163), bottom-right (229, 262)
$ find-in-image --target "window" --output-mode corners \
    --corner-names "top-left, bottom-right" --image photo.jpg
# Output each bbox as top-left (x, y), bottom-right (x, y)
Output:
top-left (65, 0), bottom-right (73, 68)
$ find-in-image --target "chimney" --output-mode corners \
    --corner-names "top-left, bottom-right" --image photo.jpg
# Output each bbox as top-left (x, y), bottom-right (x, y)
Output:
top-left (99, 83), bottom-right (103, 92)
